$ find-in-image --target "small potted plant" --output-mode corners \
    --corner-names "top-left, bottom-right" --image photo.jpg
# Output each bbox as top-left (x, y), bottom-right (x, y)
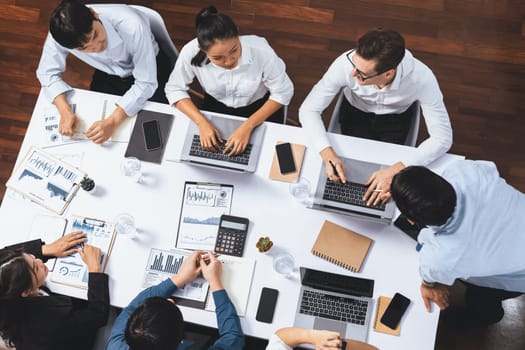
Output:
top-left (256, 236), bottom-right (273, 253)
top-left (80, 175), bottom-right (96, 193)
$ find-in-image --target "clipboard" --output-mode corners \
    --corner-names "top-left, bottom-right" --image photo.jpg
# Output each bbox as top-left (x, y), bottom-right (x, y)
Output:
top-left (175, 181), bottom-right (234, 251)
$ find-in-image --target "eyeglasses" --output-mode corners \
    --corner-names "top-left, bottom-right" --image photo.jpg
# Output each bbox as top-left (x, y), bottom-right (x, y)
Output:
top-left (345, 49), bottom-right (390, 81)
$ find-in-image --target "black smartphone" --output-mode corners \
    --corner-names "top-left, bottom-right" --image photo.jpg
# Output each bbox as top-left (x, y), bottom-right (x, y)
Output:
top-left (143, 119), bottom-right (162, 151)
top-left (275, 142), bottom-right (296, 174)
top-left (255, 287), bottom-right (279, 323)
top-left (380, 292), bottom-right (411, 329)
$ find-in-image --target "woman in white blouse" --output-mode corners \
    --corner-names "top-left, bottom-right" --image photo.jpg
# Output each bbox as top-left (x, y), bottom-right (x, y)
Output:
top-left (165, 6), bottom-right (293, 155)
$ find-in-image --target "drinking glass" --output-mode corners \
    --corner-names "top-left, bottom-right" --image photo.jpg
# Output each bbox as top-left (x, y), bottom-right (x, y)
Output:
top-left (272, 252), bottom-right (296, 278)
top-left (120, 157), bottom-right (142, 182)
top-left (289, 177), bottom-right (311, 202)
top-left (115, 213), bottom-right (138, 239)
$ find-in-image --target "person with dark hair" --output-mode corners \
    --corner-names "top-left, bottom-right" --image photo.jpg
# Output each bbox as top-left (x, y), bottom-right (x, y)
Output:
top-left (390, 160), bottom-right (525, 326)
top-left (299, 28), bottom-right (452, 205)
top-left (165, 6), bottom-right (293, 156)
top-left (105, 251), bottom-right (244, 350)
top-left (0, 233), bottom-right (109, 349)
top-left (37, 0), bottom-right (173, 144)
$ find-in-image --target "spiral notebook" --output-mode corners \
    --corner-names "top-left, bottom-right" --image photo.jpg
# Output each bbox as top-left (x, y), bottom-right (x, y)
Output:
top-left (311, 220), bottom-right (373, 272)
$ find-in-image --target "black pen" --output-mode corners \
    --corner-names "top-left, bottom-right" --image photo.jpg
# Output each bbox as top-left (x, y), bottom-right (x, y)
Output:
top-left (329, 160), bottom-right (339, 179)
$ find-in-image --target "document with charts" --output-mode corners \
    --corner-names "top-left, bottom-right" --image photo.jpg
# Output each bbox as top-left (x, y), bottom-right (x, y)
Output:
top-left (51, 215), bottom-right (116, 289)
top-left (6, 146), bottom-right (86, 214)
top-left (176, 182), bottom-right (233, 251)
top-left (142, 248), bottom-right (255, 316)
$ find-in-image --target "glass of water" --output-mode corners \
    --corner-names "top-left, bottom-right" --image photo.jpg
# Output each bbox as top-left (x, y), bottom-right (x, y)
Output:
top-left (272, 252), bottom-right (296, 278)
top-left (289, 177), bottom-right (311, 202)
top-left (115, 213), bottom-right (138, 239)
top-left (120, 157), bottom-right (142, 182)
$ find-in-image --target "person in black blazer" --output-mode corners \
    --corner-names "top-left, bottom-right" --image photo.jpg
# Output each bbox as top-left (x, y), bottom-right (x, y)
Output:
top-left (0, 232), bottom-right (109, 350)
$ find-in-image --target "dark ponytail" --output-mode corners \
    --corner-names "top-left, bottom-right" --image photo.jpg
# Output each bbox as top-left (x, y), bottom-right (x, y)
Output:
top-left (0, 249), bottom-right (35, 346)
top-left (191, 6), bottom-right (239, 66)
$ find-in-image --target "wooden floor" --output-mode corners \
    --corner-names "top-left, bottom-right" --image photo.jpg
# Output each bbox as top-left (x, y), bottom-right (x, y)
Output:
top-left (0, 1), bottom-right (524, 349)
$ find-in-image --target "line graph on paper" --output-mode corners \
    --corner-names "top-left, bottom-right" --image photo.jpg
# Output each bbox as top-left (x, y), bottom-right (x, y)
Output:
top-left (176, 183), bottom-right (233, 251)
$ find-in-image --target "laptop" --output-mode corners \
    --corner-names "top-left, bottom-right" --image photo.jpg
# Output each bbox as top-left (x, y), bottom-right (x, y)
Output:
top-left (180, 112), bottom-right (266, 172)
top-left (309, 157), bottom-right (396, 224)
top-left (294, 267), bottom-right (375, 342)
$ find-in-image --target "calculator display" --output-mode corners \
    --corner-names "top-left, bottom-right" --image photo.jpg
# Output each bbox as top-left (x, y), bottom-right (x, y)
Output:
top-left (221, 220), bottom-right (246, 231)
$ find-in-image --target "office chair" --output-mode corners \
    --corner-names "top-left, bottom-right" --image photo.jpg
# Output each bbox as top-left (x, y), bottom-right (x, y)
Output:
top-left (327, 92), bottom-right (420, 146)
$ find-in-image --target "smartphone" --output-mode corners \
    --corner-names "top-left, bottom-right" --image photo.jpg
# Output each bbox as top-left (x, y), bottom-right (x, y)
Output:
top-left (255, 287), bottom-right (279, 323)
top-left (142, 119), bottom-right (162, 151)
top-left (380, 292), bottom-right (411, 329)
top-left (275, 142), bottom-right (296, 174)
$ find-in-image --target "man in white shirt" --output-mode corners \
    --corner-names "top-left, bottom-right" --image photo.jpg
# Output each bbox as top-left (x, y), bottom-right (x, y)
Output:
top-left (299, 28), bottom-right (452, 206)
top-left (36, 0), bottom-right (172, 144)
top-left (390, 160), bottom-right (525, 326)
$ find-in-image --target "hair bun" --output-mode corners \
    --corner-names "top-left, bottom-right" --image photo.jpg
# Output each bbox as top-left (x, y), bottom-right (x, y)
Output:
top-left (196, 6), bottom-right (218, 26)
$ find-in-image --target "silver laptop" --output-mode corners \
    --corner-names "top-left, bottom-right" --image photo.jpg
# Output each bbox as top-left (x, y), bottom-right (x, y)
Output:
top-left (309, 157), bottom-right (396, 224)
top-left (294, 267), bottom-right (375, 342)
top-left (180, 112), bottom-right (266, 172)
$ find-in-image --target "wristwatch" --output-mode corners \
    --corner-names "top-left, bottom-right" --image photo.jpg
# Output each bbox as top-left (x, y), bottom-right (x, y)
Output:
top-left (422, 280), bottom-right (436, 288)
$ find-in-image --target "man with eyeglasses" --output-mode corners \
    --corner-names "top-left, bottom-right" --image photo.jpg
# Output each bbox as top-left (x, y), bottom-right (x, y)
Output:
top-left (299, 28), bottom-right (452, 206)
top-left (36, 0), bottom-right (172, 144)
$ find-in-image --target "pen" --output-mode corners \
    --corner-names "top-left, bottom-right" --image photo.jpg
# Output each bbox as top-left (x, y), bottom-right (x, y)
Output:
top-left (373, 189), bottom-right (383, 193)
top-left (328, 160), bottom-right (339, 178)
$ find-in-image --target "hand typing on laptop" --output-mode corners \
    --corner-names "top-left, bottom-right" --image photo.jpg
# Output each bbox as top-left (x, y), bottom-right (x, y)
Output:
top-left (363, 161), bottom-right (405, 206)
top-left (320, 147), bottom-right (347, 183)
top-left (224, 120), bottom-right (254, 156)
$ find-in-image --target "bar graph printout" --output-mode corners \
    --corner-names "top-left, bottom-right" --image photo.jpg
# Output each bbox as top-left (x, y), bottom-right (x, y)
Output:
top-left (142, 248), bottom-right (209, 303)
top-left (176, 182), bottom-right (234, 251)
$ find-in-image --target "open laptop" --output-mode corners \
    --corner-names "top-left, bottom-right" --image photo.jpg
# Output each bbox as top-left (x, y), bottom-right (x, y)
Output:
top-left (309, 157), bottom-right (396, 224)
top-left (180, 112), bottom-right (266, 172)
top-left (294, 267), bottom-right (375, 342)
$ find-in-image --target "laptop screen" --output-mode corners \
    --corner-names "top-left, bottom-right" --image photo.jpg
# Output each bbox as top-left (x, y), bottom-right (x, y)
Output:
top-left (301, 267), bottom-right (374, 298)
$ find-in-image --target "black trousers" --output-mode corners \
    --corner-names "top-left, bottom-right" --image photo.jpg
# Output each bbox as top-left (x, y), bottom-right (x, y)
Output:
top-left (201, 92), bottom-right (285, 124)
top-left (338, 95), bottom-right (412, 145)
top-left (90, 48), bottom-right (172, 104)
top-left (462, 281), bottom-right (522, 325)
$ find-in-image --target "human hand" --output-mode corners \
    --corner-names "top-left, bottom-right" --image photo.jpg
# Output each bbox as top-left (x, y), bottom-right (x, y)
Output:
top-left (224, 122), bottom-right (252, 156)
top-left (363, 162), bottom-right (405, 206)
top-left (79, 245), bottom-right (102, 273)
top-left (42, 231), bottom-right (87, 257)
top-left (309, 329), bottom-right (342, 349)
top-left (420, 282), bottom-right (450, 312)
top-left (320, 147), bottom-right (347, 183)
top-left (58, 109), bottom-right (78, 136)
top-left (171, 250), bottom-right (202, 287)
top-left (198, 120), bottom-right (223, 151)
top-left (200, 252), bottom-right (223, 291)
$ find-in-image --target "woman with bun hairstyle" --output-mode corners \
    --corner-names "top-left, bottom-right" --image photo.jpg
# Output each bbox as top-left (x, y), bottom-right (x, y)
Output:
top-left (165, 6), bottom-right (294, 156)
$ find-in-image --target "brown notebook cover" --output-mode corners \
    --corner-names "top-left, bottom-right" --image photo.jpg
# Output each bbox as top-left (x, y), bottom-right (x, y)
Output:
top-left (373, 296), bottom-right (401, 335)
top-left (311, 220), bottom-right (373, 272)
top-left (268, 142), bottom-right (306, 183)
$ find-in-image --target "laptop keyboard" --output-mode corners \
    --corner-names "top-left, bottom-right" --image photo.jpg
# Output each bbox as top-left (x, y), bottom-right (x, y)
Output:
top-left (299, 290), bottom-right (369, 325)
top-left (323, 180), bottom-right (386, 211)
top-left (189, 135), bottom-right (252, 165)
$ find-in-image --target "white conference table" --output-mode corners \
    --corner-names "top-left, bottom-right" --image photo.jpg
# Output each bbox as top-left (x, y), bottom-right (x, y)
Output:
top-left (0, 88), bottom-right (463, 349)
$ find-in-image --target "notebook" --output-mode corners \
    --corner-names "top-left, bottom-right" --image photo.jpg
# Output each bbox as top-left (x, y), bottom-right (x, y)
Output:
top-left (268, 142), bottom-right (306, 183)
top-left (373, 296), bottom-right (401, 335)
top-left (311, 220), bottom-right (373, 272)
top-left (309, 157), bottom-right (396, 224)
top-left (179, 112), bottom-right (266, 172)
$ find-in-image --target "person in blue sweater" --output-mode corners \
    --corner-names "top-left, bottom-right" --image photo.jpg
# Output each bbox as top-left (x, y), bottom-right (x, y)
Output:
top-left (105, 250), bottom-right (244, 349)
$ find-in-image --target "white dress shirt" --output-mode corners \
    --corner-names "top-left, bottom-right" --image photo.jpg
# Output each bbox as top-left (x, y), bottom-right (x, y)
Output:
top-left (265, 333), bottom-right (291, 350)
top-left (36, 4), bottom-right (159, 117)
top-left (418, 160), bottom-right (525, 292)
top-left (165, 35), bottom-right (293, 108)
top-left (299, 49), bottom-right (452, 166)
